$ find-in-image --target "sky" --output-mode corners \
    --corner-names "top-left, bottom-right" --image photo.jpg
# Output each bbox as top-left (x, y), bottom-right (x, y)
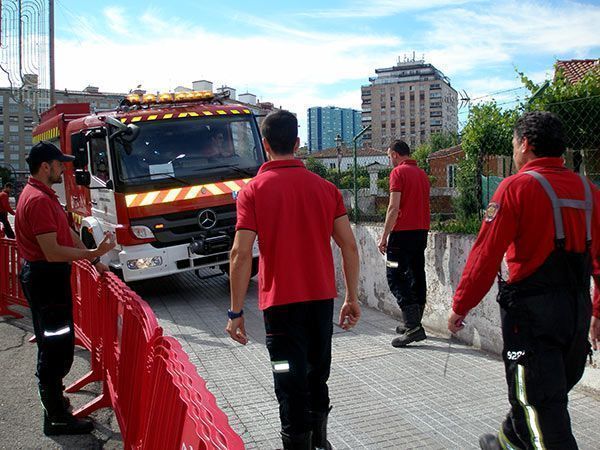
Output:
top-left (47, 0), bottom-right (600, 145)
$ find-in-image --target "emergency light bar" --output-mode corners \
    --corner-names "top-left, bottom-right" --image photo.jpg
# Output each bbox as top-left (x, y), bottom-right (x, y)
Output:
top-left (126, 90), bottom-right (214, 106)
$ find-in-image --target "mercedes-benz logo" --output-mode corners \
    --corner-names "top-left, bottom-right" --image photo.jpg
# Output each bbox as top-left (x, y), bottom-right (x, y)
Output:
top-left (198, 209), bottom-right (217, 230)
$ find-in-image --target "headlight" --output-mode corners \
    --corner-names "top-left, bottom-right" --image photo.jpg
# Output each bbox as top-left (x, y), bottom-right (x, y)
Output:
top-left (126, 256), bottom-right (163, 270)
top-left (130, 225), bottom-right (154, 239)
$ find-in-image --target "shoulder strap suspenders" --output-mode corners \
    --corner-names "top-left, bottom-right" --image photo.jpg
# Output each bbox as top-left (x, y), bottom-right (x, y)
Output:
top-left (524, 170), bottom-right (593, 247)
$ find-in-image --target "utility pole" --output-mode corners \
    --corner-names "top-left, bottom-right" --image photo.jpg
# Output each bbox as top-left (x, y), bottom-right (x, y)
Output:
top-left (49, 0), bottom-right (56, 106)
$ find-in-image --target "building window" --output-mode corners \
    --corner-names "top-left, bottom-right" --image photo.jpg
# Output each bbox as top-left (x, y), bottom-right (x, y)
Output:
top-left (447, 164), bottom-right (457, 188)
top-left (329, 163), bottom-right (336, 169)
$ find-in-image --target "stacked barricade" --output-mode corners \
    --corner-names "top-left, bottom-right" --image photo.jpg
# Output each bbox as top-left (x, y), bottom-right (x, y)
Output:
top-left (0, 237), bottom-right (25, 317)
top-left (139, 336), bottom-right (244, 449)
top-left (0, 237), bottom-right (245, 449)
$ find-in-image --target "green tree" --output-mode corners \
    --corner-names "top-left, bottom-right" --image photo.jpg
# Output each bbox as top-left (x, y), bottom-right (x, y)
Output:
top-left (0, 167), bottom-right (11, 186)
top-left (412, 131), bottom-right (459, 173)
top-left (455, 102), bottom-right (518, 221)
top-left (304, 157), bottom-right (328, 178)
top-left (519, 66), bottom-right (600, 180)
top-left (519, 67), bottom-right (600, 149)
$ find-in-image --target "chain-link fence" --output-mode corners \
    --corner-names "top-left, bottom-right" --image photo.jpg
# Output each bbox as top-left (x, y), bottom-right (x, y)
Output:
top-left (479, 95), bottom-right (600, 207)
top-left (531, 96), bottom-right (600, 185)
top-left (304, 94), bottom-right (599, 227)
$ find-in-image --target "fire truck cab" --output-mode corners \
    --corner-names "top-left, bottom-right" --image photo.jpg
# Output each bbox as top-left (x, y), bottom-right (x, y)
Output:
top-left (32, 91), bottom-right (263, 282)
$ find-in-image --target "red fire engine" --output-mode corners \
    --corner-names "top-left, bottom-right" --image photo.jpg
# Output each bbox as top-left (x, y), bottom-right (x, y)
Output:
top-left (32, 91), bottom-right (262, 282)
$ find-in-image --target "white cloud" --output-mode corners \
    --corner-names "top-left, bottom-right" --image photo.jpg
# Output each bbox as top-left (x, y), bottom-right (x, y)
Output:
top-left (303, 0), bottom-right (476, 18)
top-left (103, 7), bottom-right (130, 36)
top-left (54, 1), bottom-right (599, 144)
top-left (420, 1), bottom-right (600, 76)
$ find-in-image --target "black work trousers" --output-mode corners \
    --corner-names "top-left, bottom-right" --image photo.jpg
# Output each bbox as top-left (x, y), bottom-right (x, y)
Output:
top-left (497, 250), bottom-right (592, 450)
top-left (386, 229), bottom-right (427, 310)
top-left (0, 211), bottom-right (15, 239)
top-left (263, 299), bottom-right (334, 435)
top-left (19, 261), bottom-right (75, 391)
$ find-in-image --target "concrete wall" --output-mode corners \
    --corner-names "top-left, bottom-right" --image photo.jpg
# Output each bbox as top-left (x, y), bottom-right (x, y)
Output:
top-left (333, 224), bottom-right (600, 392)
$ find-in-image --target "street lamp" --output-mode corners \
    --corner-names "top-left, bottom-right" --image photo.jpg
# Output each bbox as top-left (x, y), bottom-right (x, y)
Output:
top-left (335, 134), bottom-right (343, 174)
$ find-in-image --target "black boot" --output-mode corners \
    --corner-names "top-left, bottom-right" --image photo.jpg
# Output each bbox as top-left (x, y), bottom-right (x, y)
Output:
top-left (310, 410), bottom-right (333, 450)
top-left (395, 304), bottom-right (425, 334)
top-left (281, 430), bottom-right (312, 450)
top-left (479, 433), bottom-right (502, 450)
top-left (39, 385), bottom-right (93, 436)
top-left (392, 304), bottom-right (426, 347)
top-left (61, 385), bottom-right (71, 411)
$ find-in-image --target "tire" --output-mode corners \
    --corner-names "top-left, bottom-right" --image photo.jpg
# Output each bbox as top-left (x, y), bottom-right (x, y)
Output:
top-left (80, 228), bottom-right (96, 249)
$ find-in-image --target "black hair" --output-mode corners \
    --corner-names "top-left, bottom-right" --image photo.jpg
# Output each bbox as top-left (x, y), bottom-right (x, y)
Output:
top-left (261, 110), bottom-right (298, 155)
top-left (390, 140), bottom-right (410, 156)
top-left (27, 159), bottom-right (44, 175)
top-left (514, 111), bottom-right (566, 157)
top-left (3, 182), bottom-right (13, 189)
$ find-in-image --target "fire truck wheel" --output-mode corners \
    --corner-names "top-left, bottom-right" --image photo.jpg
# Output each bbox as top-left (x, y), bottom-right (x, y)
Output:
top-left (81, 228), bottom-right (96, 249)
top-left (219, 257), bottom-right (259, 279)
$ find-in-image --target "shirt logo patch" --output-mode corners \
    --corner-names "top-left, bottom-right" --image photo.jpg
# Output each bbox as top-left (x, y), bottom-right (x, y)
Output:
top-left (484, 202), bottom-right (500, 222)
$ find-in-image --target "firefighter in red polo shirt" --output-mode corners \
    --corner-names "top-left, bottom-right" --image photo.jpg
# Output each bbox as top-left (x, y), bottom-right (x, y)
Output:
top-left (225, 110), bottom-right (361, 450)
top-left (447, 112), bottom-right (600, 450)
top-left (0, 181), bottom-right (16, 238)
top-left (16, 141), bottom-right (115, 436)
top-left (378, 140), bottom-right (431, 347)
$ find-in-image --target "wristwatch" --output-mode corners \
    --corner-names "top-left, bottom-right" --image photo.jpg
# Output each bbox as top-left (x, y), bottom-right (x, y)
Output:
top-left (227, 309), bottom-right (244, 319)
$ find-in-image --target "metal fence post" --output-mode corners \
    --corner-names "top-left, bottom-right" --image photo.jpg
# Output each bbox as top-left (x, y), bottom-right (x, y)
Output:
top-left (352, 125), bottom-right (371, 223)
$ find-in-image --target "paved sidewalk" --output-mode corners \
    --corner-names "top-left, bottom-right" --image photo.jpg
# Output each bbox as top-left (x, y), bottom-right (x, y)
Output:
top-left (0, 307), bottom-right (122, 449)
top-left (134, 270), bottom-right (600, 450)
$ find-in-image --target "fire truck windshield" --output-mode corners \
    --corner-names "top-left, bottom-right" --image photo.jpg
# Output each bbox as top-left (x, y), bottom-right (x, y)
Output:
top-left (114, 116), bottom-right (264, 188)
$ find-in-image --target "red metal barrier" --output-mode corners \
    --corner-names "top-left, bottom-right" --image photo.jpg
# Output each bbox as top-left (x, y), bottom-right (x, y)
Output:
top-left (0, 238), bottom-right (24, 318)
top-left (0, 238), bottom-right (245, 449)
top-left (65, 262), bottom-right (103, 393)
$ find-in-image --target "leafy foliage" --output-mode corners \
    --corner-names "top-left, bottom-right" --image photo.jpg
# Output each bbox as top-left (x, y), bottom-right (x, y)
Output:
top-left (304, 157), bottom-right (328, 178)
top-left (519, 67), bottom-right (600, 150)
top-left (455, 102), bottom-right (518, 221)
top-left (412, 131), bottom-right (459, 173)
top-left (0, 167), bottom-right (12, 186)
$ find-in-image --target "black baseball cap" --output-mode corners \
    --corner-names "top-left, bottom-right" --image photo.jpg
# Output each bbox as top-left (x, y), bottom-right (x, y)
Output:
top-left (26, 141), bottom-right (75, 165)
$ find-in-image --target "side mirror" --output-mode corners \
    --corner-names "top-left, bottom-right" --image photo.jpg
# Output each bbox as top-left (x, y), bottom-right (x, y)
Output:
top-left (75, 170), bottom-right (91, 187)
top-left (105, 116), bottom-right (140, 142)
top-left (71, 132), bottom-right (88, 169)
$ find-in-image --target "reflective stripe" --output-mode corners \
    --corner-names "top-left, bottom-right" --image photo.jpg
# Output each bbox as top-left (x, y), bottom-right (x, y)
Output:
top-left (516, 364), bottom-right (545, 449)
top-left (185, 185), bottom-right (202, 200)
top-left (224, 181), bottom-right (242, 192)
top-left (525, 170), bottom-right (593, 244)
top-left (205, 184), bottom-right (224, 195)
top-left (124, 178), bottom-right (251, 208)
top-left (43, 326), bottom-right (71, 337)
top-left (139, 191), bottom-right (160, 206)
top-left (386, 260), bottom-right (399, 268)
top-left (162, 188), bottom-right (182, 203)
top-left (498, 429), bottom-right (518, 450)
top-left (272, 361), bottom-right (290, 373)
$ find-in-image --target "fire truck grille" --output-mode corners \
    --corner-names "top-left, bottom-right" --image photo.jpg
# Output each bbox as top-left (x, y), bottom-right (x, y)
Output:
top-left (130, 204), bottom-right (237, 249)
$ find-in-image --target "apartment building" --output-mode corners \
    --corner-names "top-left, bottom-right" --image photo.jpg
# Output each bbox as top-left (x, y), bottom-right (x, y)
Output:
top-left (0, 85), bottom-right (124, 173)
top-left (308, 106), bottom-right (361, 152)
top-left (361, 57), bottom-right (458, 150)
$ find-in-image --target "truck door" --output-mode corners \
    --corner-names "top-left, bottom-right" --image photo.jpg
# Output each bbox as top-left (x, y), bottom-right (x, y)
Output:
top-left (87, 132), bottom-right (118, 229)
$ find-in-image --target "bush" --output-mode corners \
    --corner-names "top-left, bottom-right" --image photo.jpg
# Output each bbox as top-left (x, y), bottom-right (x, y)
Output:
top-left (431, 216), bottom-right (482, 235)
